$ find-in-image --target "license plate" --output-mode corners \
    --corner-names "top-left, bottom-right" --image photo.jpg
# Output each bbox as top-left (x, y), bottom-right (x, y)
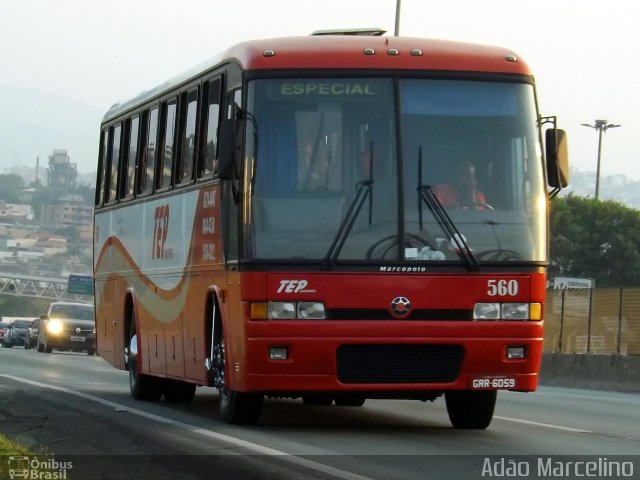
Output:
top-left (70, 336), bottom-right (85, 342)
top-left (471, 376), bottom-right (516, 389)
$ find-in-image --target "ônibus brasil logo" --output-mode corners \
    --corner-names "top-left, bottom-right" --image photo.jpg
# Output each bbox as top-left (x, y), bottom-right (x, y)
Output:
top-left (7, 456), bottom-right (73, 480)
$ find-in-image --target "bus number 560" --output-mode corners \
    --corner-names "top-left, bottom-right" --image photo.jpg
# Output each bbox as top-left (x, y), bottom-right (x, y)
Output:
top-left (487, 279), bottom-right (518, 296)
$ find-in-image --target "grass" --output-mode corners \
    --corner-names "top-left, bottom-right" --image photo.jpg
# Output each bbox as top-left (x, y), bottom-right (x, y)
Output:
top-left (0, 433), bottom-right (32, 478)
top-left (0, 434), bottom-right (67, 479)
top-left (0, 433), bottom-right (31, 455)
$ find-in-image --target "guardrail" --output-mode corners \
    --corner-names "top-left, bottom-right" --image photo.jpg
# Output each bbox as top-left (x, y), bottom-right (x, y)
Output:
top-left (544, 287), bottom-right (640, 355)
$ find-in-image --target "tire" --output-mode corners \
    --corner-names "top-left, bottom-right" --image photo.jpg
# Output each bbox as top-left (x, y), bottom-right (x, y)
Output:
top-left (163, 379), bottom-right (197, 403)
top-left (128, 315), bottom-right (162, 401)
top-left (219, 388), bottom-right (263, 424)
top-left (210, 297), bottom-right (262, 424)
top-left (37, 339), bottom-right (44, 353)
top-left (334, 393), bottom-right (366, 407)
top-left (44, 337), bottom-right (52, 354)
top-left (445, 390), bottom-right (497, 429)
top-left (87, 349), bottom-right (95, 356)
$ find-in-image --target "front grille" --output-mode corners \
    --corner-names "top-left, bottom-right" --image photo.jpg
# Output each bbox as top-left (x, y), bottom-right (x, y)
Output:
top-left (337, 344), bottom-right (464, 384)
top-left (328, 309), bottom-right (472, 320)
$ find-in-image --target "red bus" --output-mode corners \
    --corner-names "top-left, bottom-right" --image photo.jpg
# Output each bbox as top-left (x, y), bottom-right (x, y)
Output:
top-left (94, 29), bottom-right (568, 428)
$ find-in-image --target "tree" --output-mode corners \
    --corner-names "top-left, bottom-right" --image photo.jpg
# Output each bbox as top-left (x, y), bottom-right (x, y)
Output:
top-left (0, 295), bottom-right (50, 318)
top-left (549, 195), bottom-right (640, 287)
top-left (0, 174), bottom-right (26, 202)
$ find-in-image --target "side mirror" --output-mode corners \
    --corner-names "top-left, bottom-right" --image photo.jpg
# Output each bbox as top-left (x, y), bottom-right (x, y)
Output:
top-left (546, 128), bottom-right (569, 189)
top-left (40, 314), bottom-right (48, 320)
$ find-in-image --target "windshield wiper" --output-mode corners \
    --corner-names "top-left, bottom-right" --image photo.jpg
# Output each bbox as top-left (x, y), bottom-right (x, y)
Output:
top-left (417, 147), bottom-right (479, 271)
top-left (324, 143), bottom-right (374, 266)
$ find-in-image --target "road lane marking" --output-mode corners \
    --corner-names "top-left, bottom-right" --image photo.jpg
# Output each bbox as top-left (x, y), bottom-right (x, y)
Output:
top-left (494, 415), bottom-right (593, 433)
top-left (0, 374), bottom-right (373, 480)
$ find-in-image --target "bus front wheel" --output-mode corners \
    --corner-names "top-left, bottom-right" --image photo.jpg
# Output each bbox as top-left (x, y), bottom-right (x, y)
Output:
top-left (219, 387), bottom-right (263, 424)
top-left (445, 390), bottom-right (496, 429)
top-left (128, 317), bottom-right (162, 401)
top-left (214, 328), bottom-right (263, 423)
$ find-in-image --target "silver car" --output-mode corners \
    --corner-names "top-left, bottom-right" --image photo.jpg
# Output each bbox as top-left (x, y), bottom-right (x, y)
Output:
top-left (24, 318), bottom-right (40, 349)
top-left (3, 319), bottom-right (31, 348)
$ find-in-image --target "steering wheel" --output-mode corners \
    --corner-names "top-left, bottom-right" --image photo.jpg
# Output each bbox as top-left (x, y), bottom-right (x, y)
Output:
top-left (459, 202), bottom-right (494, 211)
top-left (366, 233), bottom-right (435, 259)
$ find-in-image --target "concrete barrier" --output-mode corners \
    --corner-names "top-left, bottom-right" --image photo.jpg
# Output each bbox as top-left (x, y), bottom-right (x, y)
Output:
top-left (540, 353), bottom-right (640, 393)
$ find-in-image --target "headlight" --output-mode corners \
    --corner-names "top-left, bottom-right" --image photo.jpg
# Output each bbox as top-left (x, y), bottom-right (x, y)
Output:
top-left (267, 302), bottom-right (296, 319)
top-left (473, 303), bottom-right (500, 320)
top-left (258, 302), bottom-right (327, 320)
top-left (47, 319), bottom-right (64, 334)
top-left (473, 302), bottom-right (539, 320)
top-left (502, 303), bottom-right (529, 320)
top-left (297, 302), bottom-right (326, 320)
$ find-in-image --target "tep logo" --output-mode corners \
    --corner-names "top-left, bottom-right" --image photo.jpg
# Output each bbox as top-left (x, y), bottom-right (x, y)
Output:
top-left (390, 296), bottom-right (412, 318)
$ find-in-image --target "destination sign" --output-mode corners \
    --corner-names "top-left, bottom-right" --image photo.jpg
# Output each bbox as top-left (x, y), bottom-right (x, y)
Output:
top-left (280, 82), bottom-right (377, 96)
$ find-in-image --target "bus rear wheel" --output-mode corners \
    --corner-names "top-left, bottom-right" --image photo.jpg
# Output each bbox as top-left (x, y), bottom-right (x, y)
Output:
top-left (445, 390), bottom-right (496, 429)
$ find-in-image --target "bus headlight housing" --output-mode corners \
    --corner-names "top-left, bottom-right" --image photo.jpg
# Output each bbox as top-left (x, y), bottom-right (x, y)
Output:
top-left (473, 302), bottom-right (541, 321)
top-left (252, 302), bottom-right (327, 320)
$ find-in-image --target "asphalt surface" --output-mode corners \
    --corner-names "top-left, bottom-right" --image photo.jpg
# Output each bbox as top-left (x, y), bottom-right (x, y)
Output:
top-left (1, 347), bottom-right (639, 480)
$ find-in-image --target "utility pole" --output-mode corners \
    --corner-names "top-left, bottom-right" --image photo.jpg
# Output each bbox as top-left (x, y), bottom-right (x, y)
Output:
top-left (581, 119), bottom-right (620, 200)
top-left (394, 0), bottom-right (401, 36)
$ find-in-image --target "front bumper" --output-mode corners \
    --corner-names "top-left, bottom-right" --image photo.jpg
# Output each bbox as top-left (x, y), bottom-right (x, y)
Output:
top-left (234, 321), bottom-right (543, 394)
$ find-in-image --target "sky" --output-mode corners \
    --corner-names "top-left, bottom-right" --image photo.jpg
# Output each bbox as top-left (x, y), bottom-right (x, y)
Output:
top-left (0, 0), bottom-right (638, 181)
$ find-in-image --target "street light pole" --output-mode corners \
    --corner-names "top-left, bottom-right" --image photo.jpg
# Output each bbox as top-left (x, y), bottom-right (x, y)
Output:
top-left (581, 119), bottom-right (621, 200)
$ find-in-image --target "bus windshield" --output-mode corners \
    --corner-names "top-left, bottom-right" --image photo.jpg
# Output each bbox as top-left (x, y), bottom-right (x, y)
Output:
top-left (243, 77), bottom-right (546, 264)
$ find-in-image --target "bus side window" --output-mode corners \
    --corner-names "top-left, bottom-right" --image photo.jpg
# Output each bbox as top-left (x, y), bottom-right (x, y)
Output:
top-left (156, 98), bottom-right (177, 190)
top-left (199, 77), bottom-right (222, 178)
top-left (139, 107), bottom-right (158, 195)
top-left (95, 129), bottom-right (109, 206)
top-left (106, 123), bottom-right (122, 204)
top-left (121, 115), bottom-right (139, 200)
top-left (176, 88), bottom-right (198, 185)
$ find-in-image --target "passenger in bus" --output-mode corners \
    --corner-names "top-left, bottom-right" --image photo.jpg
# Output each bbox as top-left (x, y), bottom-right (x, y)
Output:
top-left (434, 161), bottom-right (487, 209)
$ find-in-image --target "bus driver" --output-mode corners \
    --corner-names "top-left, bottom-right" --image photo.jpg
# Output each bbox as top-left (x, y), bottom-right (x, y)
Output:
top-left (434, 161), bottom-right (488, 210)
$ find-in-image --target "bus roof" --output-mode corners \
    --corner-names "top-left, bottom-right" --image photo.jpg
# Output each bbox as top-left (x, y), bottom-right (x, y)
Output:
top-left (103, 35), bottom-right (531, 122)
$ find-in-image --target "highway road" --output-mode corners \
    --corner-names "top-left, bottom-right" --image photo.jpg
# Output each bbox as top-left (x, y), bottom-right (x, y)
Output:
top-left (0, 347), bottom-right (638, 480)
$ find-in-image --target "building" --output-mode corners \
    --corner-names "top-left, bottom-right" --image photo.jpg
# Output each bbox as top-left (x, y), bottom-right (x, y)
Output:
top-left (41, 195), bottom-right (93, 243)
top-left (48, 149), bottom-right (78, 189)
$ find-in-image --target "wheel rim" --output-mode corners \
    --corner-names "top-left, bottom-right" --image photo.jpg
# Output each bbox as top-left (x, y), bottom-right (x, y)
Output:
top-left (213, 341), bottom-right (225, 389)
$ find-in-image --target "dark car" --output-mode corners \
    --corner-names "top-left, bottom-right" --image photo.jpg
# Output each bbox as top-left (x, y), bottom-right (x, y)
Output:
top-left (37, 302), bottom-right (96, 355)
top-left (0, 322), bottom-right (8, 345)
top-left (24, 318), bottom-right (40, 349)
top-left (3, 319), bottom-right (31, 348)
